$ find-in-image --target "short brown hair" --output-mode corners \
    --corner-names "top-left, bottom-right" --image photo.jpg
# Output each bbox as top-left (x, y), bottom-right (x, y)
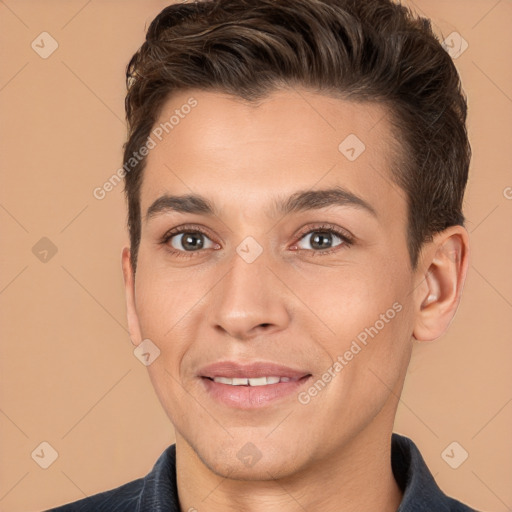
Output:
top-left (123, 0), bottom-right (471, 271)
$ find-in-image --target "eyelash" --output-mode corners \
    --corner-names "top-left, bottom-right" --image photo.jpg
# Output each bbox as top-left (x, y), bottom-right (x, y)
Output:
top-left (159, 223), bottom-right (354, 259)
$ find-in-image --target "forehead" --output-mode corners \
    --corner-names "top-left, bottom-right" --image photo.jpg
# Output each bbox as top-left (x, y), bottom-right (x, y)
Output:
top-left (140, 88), bottom-right (406, 223)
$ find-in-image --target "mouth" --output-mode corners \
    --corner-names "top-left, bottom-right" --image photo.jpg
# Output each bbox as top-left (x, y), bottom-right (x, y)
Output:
top-left (198, 361), bottom-right (312, 409)
top-left (202, 375), bottom-right (308, 386)
top-left (198, 360), bottom-right (311, 380)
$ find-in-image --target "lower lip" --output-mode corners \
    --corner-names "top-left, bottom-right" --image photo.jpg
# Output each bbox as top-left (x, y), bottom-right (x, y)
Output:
top-left (201, 376), bottom-right (312, 409)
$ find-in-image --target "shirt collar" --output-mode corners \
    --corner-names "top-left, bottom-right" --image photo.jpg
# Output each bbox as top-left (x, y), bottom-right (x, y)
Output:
top-left (391, 432), bottom-right (471, 510)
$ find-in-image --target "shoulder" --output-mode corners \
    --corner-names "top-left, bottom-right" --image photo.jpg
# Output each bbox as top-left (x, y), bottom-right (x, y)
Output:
top-left (44, 444), bottom-right (178, 512)
top-left (45, 477), bottom-right (145, 511)
top-left (392, 433), bottom-right (480, 512)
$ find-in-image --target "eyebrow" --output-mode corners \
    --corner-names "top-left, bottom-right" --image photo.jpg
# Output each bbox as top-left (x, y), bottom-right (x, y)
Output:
top-left (145, 186), bottom-right (377, 222)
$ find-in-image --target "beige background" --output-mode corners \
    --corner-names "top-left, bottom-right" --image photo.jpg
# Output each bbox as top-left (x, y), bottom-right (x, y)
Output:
top-left (0, 1), bottom-right (511, 511)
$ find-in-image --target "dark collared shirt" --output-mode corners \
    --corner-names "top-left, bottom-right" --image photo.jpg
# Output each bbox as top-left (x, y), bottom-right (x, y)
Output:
top-left (47, 433), bottom-right (478, 511)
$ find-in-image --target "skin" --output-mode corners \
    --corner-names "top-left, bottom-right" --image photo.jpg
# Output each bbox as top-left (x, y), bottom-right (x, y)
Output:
top-left (121, 88), bottom-right (469, 512)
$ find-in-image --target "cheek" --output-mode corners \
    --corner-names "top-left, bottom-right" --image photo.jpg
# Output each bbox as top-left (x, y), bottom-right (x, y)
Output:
top-left (290, 262), bottom-right (405, 336)
top-left (312, 297), bottom-right (412, 433)
top-left (133, 261), bottom-right (208, 377)
top-left (134, 257), bottom-right (197, 337)
top-left (293, 261), bottom-right (413, 389)
top-left (134, 279), bottom-right (171, 337)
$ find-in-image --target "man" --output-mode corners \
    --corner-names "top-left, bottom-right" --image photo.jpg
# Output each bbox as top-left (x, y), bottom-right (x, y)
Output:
top-left (48, 0), bottom-right (478, 510)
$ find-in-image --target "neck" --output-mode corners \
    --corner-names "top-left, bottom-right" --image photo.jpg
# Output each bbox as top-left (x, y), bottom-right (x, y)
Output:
top-left (175, 420), bottom-right (403, 512)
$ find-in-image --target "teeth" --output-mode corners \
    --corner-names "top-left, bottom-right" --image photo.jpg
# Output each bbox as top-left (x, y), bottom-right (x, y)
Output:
top-left (214, 376), bottom-right (236, 385)
top-left (233, 377), bottom-right (250, 386)
top-left (244, 377), bottom-right (267, 386)
top-left (212, 376), bottom-right (295, 386)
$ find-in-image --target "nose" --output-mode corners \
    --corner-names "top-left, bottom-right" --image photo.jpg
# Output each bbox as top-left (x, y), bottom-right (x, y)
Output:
top-left (209, 248), bottom-right (291, 341)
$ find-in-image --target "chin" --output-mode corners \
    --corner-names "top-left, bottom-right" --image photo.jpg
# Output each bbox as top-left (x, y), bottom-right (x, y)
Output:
top-left (203, 453), bottom-right (299, 482)
top-left (190, 435), bottom-right (302, 479)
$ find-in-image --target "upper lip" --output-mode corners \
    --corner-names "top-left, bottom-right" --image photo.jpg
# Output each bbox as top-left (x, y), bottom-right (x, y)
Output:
top-left (198, 361), bottom-right (311, 379)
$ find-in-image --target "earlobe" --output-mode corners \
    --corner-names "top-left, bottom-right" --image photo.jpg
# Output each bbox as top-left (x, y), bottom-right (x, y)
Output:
top-left (413, 226), bottom-right (470, 342)
top-left (121, 247), bottom-right (143, 346)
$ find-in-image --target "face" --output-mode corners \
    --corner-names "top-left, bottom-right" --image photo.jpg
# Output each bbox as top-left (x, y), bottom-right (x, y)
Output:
top-left (125, 88), bottom-right (420, 479)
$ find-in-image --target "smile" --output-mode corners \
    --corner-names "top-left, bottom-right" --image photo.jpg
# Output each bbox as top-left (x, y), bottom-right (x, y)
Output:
top-left (201, 374), bottom-right (312, 408)
top-left (208, 376), bottom-right (301, 386)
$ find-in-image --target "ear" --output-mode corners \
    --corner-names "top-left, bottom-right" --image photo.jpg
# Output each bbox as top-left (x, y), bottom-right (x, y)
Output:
top-left (121, 246), bottom-right (143, 346)
top-left (412, 225), bottom-right (470, 342)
